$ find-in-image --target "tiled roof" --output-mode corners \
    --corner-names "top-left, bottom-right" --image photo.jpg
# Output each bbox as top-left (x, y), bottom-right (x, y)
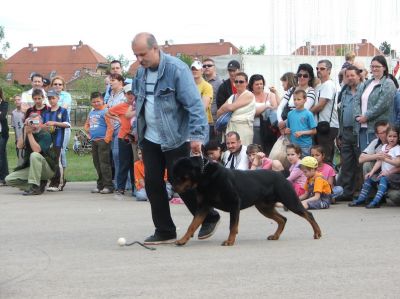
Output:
top-left (161, 41), bottom-right (239, 58)
top-left (293, 39), bottom-right (382, 56)
top-left (3, 42), bottom-right (108, 85)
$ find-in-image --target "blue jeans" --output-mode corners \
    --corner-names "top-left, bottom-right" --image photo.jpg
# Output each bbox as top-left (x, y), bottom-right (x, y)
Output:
top-left (359, 128), bottom-right (376, 152)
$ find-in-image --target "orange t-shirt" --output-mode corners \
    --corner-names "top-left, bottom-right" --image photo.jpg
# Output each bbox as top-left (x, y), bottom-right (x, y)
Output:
top-left (134, 160), bottom-right (168, 190)
top-left (108, 102), bottom-right (132, 139)
top-left (304, 172), bottom-right (332, 195)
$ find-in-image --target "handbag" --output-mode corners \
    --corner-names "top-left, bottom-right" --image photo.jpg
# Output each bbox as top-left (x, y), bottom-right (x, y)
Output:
top-left (215, 95), bottom-right (236, 133)
top-left (281, 87), bottom-right (295, 121)
top-left (316, 91), bottom-right (336, 135)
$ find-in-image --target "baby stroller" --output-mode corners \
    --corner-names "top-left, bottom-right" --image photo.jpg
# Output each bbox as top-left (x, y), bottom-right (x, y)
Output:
top-left (73, 129), bottom-right (92, 156)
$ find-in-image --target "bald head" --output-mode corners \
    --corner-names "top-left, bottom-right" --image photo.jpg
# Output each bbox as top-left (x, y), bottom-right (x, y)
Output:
top-left (132, 32), bottom-right (160, 68)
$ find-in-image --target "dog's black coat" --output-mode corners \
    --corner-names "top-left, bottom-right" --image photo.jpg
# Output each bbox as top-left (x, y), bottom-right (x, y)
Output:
top-left (173, 156), bottom-right (321, 246)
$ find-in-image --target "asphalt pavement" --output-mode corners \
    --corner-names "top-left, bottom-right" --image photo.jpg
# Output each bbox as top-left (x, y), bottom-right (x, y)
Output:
top-left (1, 182), bottom-right (400, 298)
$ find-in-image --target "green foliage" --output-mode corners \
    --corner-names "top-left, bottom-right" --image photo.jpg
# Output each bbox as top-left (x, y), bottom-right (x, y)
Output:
top-left (335, 46), bottom-right (352, 56)
top-left (106, 54), bottom-right (130, 77)
top-left (73, 76), bottom-right (104, 104)
top-left (239, 44), bottom-right (266, 55)
top-left (0, 76), bottom-right (24, 101)
top-left (0, 25), bottom-right (10, 57)
top-left (379, 41), bottom-right (391, 55)
top-left (178, 54), bottom-right (194, 67)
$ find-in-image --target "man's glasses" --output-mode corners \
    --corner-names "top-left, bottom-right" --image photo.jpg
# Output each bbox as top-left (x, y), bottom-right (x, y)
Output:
top-left (297, 73), bottom-right (309, 78)
top-left (203, 64), bottom-right (214, 68)
top-left (234, 80), bottom-right (245, 84)
top-left (316, 67), bottom-right (327, 71)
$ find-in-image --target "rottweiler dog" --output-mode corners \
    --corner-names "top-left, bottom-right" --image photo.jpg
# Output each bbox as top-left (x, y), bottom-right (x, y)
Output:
top-left (172, 156), bottom-right (321, 246)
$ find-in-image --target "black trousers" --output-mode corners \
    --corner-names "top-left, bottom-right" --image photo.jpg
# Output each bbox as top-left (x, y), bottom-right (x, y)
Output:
top-left (315, 127), bottom-right (339, 163)
top-left (142, 139), bottom-right (220, 236)
top-left (337, 127), bottom-right (362, 197)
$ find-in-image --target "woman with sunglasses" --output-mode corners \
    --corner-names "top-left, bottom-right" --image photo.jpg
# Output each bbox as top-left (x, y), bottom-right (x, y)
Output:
top-left (277, 64), bottom-right (316, 134)
top-left (216, 72), bottom-right (255, 145)
top-left (248, 74), bottom-right (278, 154)
top-left (50, 76), bottom-right (72, 189)
top-left (355, 55), bottom-right (397, 151)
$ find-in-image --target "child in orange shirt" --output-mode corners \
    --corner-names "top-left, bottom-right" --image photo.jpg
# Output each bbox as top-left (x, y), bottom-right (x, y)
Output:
top-left (299, 156), bottom-right (332, 210)
top-left (134, 149), bottom-right (174, 201)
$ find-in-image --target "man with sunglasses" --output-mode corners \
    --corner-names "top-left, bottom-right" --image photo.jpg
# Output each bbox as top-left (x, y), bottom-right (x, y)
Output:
top-left (311, 59), bottom-right (339, 162)
top-left (202, 58), bottom-right (222, 140)
top-left (131, 32), bottom-right (220, 245)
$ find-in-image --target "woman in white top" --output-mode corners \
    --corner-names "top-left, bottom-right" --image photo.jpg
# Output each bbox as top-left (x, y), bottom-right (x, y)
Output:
top-left (277, 64), bottom-right (316, 132)
top-left (217, 72), bottom-right (255, 145)
top-left (248, 74), bottom-right (278, 152)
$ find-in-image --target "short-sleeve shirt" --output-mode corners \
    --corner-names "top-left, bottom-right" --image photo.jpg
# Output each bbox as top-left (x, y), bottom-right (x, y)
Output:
top-left (42, 107), bottom-right (70, 147)
top-left (315, 80), bottom-right (339, 128)
top-left (287, 109), bottom-right (316, 147)
top-left (304, 173), bottom-right (332, 195)
top-left (317, 163), bottom-right (336, 180)
top-left (362, 138), bottom-right (382, 155)
top-left (11, 109), bottom-right (25, 141)
top-left (197, 79), bottom-right (213, 124)
top-left (381, 144), bottom-right (400, 172)
top-left (108, 102), bottom-right (131, 139)
top-left (25, 105), bottom-right (49, 119)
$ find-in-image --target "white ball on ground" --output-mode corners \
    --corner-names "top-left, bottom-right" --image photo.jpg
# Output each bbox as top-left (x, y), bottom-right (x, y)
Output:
top-left (117, 237), bottom-right (126, 246)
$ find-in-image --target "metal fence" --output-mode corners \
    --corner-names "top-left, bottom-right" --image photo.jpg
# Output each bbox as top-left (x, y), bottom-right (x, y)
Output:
top-left (70, 106), bottom-right (91, 127)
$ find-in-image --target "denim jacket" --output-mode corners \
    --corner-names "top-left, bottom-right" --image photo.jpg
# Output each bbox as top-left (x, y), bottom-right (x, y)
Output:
top-left (354, 76), bottom-right (396, 134)
top-left (132, 50), bottom-right (207, 151)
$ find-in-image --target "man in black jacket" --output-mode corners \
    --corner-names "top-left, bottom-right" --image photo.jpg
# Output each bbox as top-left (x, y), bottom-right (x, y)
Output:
top-left (216, 60), bottom-right (241, 109)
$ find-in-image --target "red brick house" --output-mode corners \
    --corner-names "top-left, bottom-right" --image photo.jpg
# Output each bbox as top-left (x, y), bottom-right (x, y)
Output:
top-left (161, 39), bottom-right (239, 59)
top-left (3, 41), bottom-right (109, 85)
top-left (293, 39), bottom-right (382, 56)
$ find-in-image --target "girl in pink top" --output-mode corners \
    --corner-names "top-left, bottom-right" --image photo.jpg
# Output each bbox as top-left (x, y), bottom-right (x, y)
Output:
top-left (286, 144), bottom-right (306, 196)
top-left (311, 145), bottom-right (343, 201)
top-left (246, 144), bottom-right (284, 171)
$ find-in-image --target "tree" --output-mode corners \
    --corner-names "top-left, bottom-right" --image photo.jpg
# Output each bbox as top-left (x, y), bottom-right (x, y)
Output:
top-left (72, 75), bottom-right (105, 105)
top-left (177, 53), bottom-right (193, 67)
top-left (0, 26), bottom-right (10, 57)
top-left (238, 44), bottom-right (266, 55)
top-left (106, 54), bottom-right (130, 76)
top-left (379, 41), bottom-right (391, 55)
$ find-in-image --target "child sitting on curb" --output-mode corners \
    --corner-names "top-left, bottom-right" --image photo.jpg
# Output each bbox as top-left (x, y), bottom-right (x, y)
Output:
top-left (299, 156), bottom-right (332, 210)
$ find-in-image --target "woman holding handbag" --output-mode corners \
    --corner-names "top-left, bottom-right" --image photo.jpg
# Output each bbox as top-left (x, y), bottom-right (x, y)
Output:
top-left (248, 74), bottom-right (278, 154)
top-left (217, 72), bottom-right (255, 145)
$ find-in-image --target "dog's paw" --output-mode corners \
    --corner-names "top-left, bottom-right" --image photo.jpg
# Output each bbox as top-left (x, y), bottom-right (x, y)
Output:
top-left (221, 240), bottom-right (235, 246)
top-left (175, 238), bottom-right (188, 246)
top-left (267, 234), bottom-right (280, 240)
top-left (313, 232), bottom-right (322, 239)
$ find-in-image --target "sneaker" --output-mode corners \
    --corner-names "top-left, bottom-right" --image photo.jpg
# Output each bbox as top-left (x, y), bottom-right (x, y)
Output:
top-left (143, 233), bottom-right (176, 245)
top-left (100, 187), bottom-right (113, 194)
top-left (115, 189), bottom-right (125, 195)
top-left (47, 186), bottom-right (60, 192)
top-left (0, 180), bottom-right (7, 186)
top-left (91, 188), bottom-right (100, 193)
top-left (23, 184), bottom-right (43, 196)
top-left (198, 218), bottom-right (220, 240)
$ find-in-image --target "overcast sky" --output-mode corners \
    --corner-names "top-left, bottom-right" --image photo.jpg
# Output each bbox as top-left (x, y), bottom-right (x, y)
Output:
top-left (1, 0), bottom-right (399, 64)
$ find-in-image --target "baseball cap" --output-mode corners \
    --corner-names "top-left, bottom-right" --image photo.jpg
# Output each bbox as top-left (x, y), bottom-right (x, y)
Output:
top-left (47, 88), bottom-right (59, 97)
top-left (123, 84), bottom-right (132, 94)
top-left (191, 60), bottom-right (202, 70)
top-left (227, 60), bottom-right (240, 71)
top-left (300, 156), bottom-right (318, 169)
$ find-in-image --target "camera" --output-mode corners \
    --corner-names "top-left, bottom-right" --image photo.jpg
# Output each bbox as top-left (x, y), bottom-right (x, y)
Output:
top-left (28, 119), bottom-right (40, 125)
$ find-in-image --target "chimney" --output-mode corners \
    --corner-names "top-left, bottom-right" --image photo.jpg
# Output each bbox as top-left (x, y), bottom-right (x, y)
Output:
top-left (219, 39), bottom-right (224, 44)
top-left (361, 38), bottom-right (367, 44)
top-left (306, 41), bottom-right (311, 47)
top-left (78, 40), bottom-right (83, 47)
top-left (28, 43), bottom-right (33, 50)
top-left (164, 40), bottom-right (169, 46)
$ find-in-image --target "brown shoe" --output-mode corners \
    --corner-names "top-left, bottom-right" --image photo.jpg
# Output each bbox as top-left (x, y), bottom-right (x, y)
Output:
top-left (23, 184), bottom-right (43, 196)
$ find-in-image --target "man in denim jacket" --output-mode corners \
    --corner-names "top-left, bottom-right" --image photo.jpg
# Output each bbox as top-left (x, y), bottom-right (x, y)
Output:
top-left (131, 32), bottom-right (220, 245)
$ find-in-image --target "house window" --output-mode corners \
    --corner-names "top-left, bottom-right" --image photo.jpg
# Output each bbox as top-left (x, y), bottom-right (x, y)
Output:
top-left (49, 70), bottom-right (57, 78)
top-left (6, 72), bottom-right (12, 81)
